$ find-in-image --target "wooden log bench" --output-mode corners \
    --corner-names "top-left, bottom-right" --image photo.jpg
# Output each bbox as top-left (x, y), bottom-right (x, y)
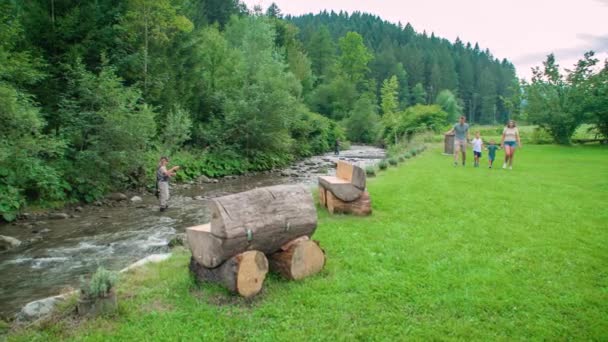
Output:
top-left (186, 185), bottom-right (325, 297)
top-left (318, 160), bottom-right (371, 216)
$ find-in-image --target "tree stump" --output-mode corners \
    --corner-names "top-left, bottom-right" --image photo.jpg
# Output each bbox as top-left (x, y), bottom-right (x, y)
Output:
top-left (326, 190), bottom-right (372, 216)
top-left (189, 250), bottom-right (268, 298)
top-left (268, 238), bottom-right (326, 280)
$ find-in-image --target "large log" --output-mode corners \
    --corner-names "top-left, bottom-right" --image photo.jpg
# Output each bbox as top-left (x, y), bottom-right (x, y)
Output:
top-left (189, 250), bottom-right (268, 298)
top-left (268, 238), bottom-right (326, 280)
top-left (326, 190), bottom-right (372, 216)
top-left (188, 185), bottom-right (317, 268)
top-left (318, 176), bottom-right (363, 202)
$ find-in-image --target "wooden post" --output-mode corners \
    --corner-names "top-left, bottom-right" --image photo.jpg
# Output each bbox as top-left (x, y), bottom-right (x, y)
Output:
top-left (444, 133), bottom-right (455, 155)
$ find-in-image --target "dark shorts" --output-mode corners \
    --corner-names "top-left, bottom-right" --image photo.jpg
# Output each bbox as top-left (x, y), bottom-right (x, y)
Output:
top-left (474, 151), bottom-right (482, 158)
top-left (489, 155), bottom-right (495, 161)
top-left (504, 141), bottom-right (516, 147)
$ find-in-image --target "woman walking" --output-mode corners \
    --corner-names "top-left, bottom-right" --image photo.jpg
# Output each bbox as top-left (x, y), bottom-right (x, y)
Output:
top-left (500, 120), bottom-right (522, 170)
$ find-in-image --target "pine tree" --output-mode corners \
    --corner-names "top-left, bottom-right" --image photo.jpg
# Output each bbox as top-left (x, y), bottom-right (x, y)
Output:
top-left (412, 83), bottom-right (427, 105)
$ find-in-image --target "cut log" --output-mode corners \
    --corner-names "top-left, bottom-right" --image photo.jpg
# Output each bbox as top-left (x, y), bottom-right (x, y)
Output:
top-left (269, 240), bottom-right (325, 280)
top-left (188, 185), bottom-right (317, 268)
top-left (326, 190), bottom-right (372, 216)
top-left (336, 160), bottom-right (366, 190)
top-left (189, 250), bottom-right (268, 298)
top-left (318, 176), bottom-right (363, 202)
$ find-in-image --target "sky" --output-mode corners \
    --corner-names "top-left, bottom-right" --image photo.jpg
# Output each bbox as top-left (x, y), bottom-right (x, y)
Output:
top-left (241, 0), bottom-right (608, 80)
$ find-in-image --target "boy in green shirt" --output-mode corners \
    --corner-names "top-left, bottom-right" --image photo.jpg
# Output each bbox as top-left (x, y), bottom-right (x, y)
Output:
top-left (486, 140), bottom-right (500, 168)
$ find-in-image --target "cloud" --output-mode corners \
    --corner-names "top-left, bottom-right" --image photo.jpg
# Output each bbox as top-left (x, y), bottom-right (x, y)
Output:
top-left (512, 34), bottom-right (608, 66)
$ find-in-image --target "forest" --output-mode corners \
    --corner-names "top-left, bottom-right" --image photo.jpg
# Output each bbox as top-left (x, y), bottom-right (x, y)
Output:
top-left (0, 0), bottom-right (540, 220)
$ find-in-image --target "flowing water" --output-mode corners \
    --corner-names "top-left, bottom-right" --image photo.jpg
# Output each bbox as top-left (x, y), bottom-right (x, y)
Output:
top-left (0, 146), bottom-right (385, 317)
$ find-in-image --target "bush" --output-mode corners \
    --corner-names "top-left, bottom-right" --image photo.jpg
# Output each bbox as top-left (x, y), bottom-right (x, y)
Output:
top-left (404, 153), bottom-right (412, 159)
top-left (410, 149), bottom-right (417, 156)
top-left (81, 267), bottom-right (118, 299)
top-left (530, 127), bottom-right (553, 144)
top-left (398, 156), bottom-right (405, 163)
top-left (378, 160), bottom-right (388, 170)
top-left (365, 166), bottom-right (376, 177)
top-left (388, 158), bottom-right (398, 166)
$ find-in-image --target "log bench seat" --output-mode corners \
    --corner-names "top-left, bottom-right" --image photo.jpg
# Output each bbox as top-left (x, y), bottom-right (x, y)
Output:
top-left (318, 160), bottom-right (371, 216)
top-left (186, 184), bottom-right (326, 298)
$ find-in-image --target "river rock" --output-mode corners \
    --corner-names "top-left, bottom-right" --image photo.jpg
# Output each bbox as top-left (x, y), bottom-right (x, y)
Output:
top-left (15, 292), bottom-right (76, 323)
top-left (130, 196), bottom-right (143, 203)
top-left (107, 193), bottom-right (127, 201)
top-left (16, 297), bottom-right (59, 322)
top-left (48, 213), bottom-right (69, 220)
top-left (74, 206), bottom-right (83, 212)
top-left (0, 235), bottom-right (22, 251)
top-left (194, 196), bottom-right (205, 201)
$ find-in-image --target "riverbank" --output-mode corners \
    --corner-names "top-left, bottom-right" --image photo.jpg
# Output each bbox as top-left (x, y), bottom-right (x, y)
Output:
top-left (4, 144), bottom-right (607, 340)
top-left (0, 146), bottom-right (385, 318)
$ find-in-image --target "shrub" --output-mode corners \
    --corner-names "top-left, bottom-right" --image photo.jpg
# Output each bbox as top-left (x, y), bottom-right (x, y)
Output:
top-left (404, 153), bottom-right (412, 159)
top-left (81, 267), bottom-right (118, 299)
top-left (378, 160), bottom-right (388, 170)
top-left (365, 166), bottom-right (376, 177)
top-left (530, 127), bottom-right (553, 144)
top-left (410, 149), bottom-right (417, 156)
top-left (398, 156), bottom-right (405, 163)
top-left (388, 158), bottom-right (398, 166)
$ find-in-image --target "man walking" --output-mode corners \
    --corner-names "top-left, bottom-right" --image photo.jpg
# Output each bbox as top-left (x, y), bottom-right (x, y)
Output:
top-left (445, 116), bottom-right (470, 166)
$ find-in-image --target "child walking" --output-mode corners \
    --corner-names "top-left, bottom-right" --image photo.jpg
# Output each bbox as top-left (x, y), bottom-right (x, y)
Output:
top-left (471, 131), bottom-right (483, 167)
top-left (486, 140), bottom-right (500, 168)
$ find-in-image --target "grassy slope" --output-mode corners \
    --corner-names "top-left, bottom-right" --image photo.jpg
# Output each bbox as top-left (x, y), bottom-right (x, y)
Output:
top-left (8, 144), bottom-right (608, 341)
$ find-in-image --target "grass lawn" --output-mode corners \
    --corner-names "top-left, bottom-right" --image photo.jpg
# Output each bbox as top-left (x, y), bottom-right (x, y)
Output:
top-left (6, 144), bottom-right (608, 341)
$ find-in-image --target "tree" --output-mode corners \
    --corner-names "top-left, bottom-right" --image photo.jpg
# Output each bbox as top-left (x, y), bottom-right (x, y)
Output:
top-left (381, 76), bottom-right (399, 144)
top-left (266, 3), bottom-right (282, 18)
top-left (120, 0), bottom-right (193, 97)
top-left (585, 60), bottom-right (608, 138)
top-left (435, 90), bottom-right (463, 123)
top-left (59, 58), bottom-right (156, 199)
top-left (337, 32), bottom-right (373, 85)
top-left (525, 53), bottom-right (597, 144)
top-left (479, 67), bottom-right (497, 124)
top-left (412, 83), bottom-right (427, 105)
top-left (0, 3), bottom-right (65, 220)
top-left (306, 25), bottom-right (335, 83)
top-left (345, 94), bottom-right (381, 143)
top-left (221, 16), bottom-right (301, 159)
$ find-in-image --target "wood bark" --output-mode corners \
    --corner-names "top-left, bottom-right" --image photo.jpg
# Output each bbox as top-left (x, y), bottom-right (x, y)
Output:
top-left (269, 239), bottom-right (326, 280)
top-left (326, 190), bottom-right (372, 216)
top-left (189, 251), bottom-right (268, 298)
top-left (318, 176), bottom-right (363, 202)
top-left (188, 185), bottom-right (317, 268)
top-left (318, 186), bottom-right (327, 206)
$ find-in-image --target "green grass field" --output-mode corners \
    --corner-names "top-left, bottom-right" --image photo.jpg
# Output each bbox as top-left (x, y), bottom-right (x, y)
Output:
top-left (7, 144), bottom-right (608, 341)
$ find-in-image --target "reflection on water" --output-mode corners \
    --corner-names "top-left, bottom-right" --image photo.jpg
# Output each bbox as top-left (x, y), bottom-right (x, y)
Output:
top-left (0, 146), bottom-right (384, 317)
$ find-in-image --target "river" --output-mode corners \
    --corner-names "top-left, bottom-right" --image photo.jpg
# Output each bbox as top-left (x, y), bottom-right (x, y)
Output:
top-left (0, 146), bottom-right (385, 318)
